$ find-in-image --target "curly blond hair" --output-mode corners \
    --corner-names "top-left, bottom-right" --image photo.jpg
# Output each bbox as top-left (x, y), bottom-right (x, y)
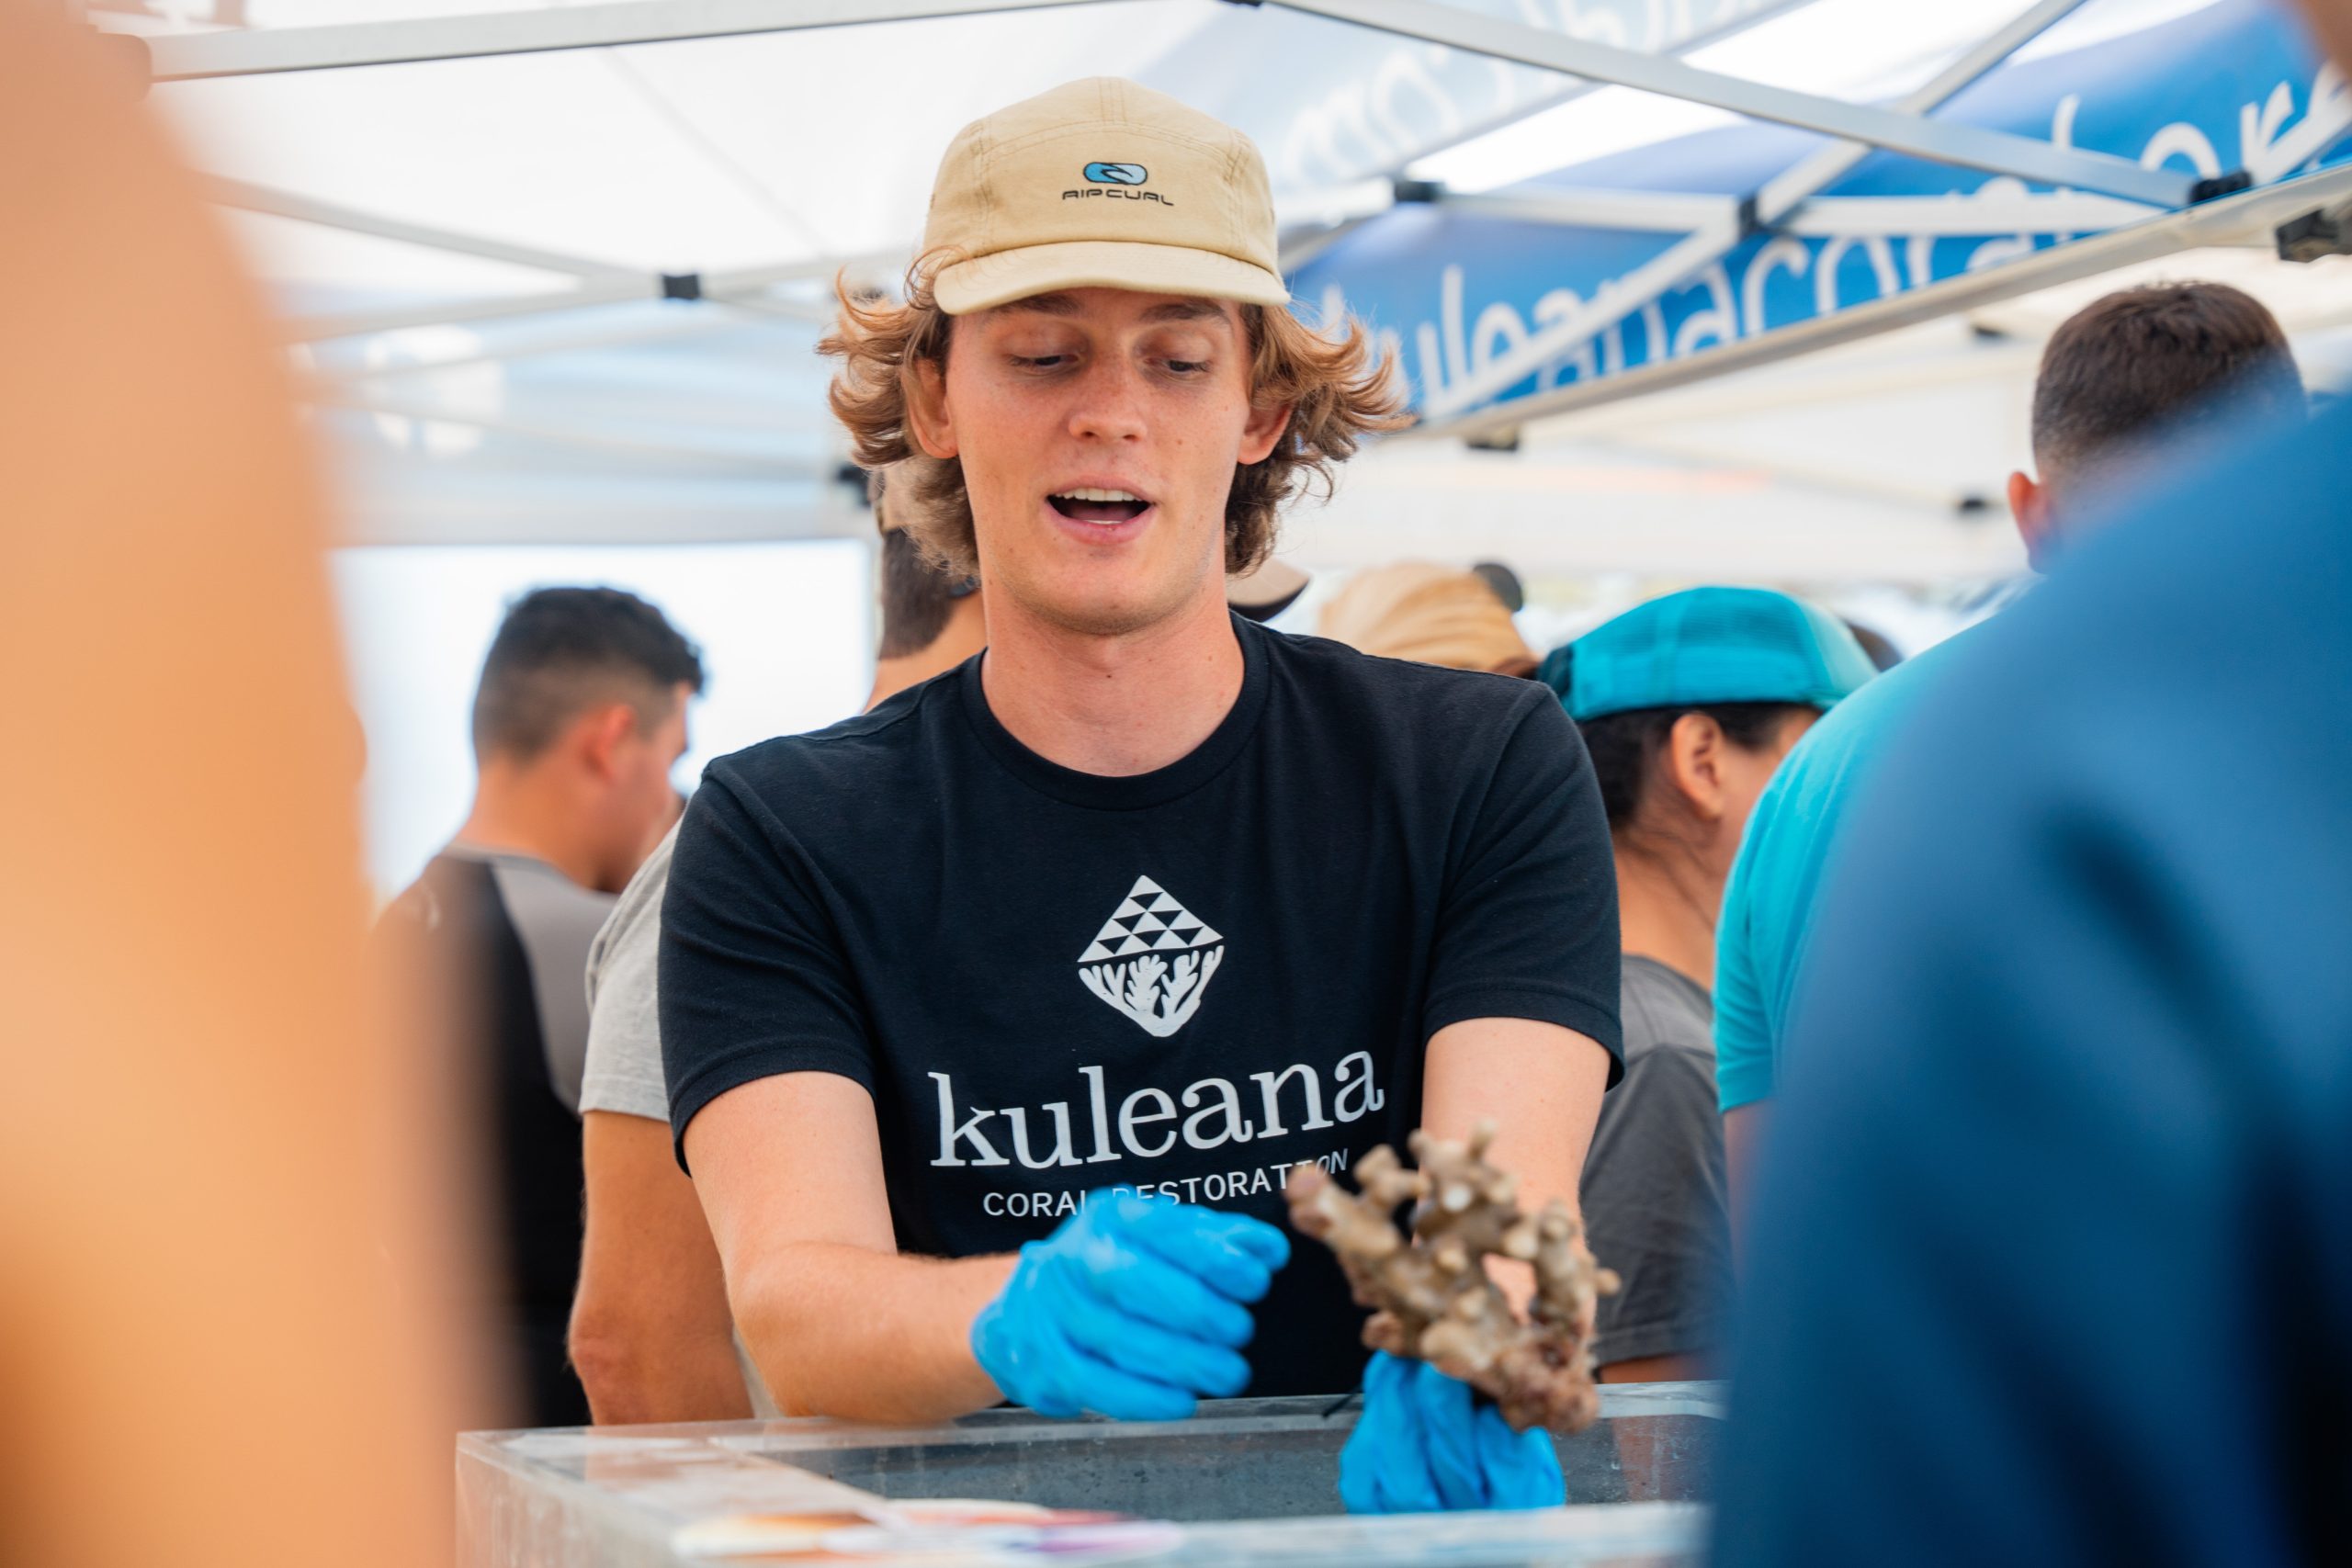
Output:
top-left (821, 260), bottom-right (1406, 578)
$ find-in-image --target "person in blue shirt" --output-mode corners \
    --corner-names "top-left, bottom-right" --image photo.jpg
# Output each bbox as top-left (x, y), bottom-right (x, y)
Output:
top-left (1712, 381), bottom-right (2342, 1568)
top-left (1712, 280), bottom-right (2306, 1212)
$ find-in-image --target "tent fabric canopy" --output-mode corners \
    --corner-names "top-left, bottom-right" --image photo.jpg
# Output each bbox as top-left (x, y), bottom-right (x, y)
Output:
top-left (102, 0), bottom-right (2352, 562)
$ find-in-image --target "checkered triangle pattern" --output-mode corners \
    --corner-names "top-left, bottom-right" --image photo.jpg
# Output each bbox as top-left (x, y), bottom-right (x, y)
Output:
top-left (1076, 875), bottom-right (1223, 964)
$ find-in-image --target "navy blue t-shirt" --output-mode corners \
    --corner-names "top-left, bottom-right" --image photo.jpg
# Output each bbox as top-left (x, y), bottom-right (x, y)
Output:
top-left (1713, 400), bottom-right (2352, 1567)
top-left (660, 615), bottom-right (1623, 1399)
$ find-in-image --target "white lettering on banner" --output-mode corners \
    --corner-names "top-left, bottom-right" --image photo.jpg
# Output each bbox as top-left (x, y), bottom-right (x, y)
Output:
top-left (1356, 65), bottom-right (2352, 413)
top-left (929, 1058), bottom-right (1384, 1168)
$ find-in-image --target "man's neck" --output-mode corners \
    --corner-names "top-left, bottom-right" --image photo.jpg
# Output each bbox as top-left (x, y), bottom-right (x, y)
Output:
top-left (978, 584), bottom-right (1243, 777)
top-left (1612, 843), bottom-right (1721, 991)
top-left (867, 596), bottom-right (987, 711)
top-left (454, 773), bottom-right (601, 892)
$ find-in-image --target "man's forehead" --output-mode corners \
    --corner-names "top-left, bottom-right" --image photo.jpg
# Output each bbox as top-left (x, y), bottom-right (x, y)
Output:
top-left (983, 290), bottom-right (1238, 328)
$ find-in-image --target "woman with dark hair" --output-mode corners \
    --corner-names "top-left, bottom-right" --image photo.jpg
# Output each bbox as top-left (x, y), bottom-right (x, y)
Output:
top-left (1540, 588), bottom-right (1876, 1382)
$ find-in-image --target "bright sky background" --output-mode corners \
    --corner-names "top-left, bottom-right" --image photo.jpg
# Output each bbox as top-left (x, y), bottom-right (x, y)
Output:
top-left (334, 540), bottom-right (872, 898)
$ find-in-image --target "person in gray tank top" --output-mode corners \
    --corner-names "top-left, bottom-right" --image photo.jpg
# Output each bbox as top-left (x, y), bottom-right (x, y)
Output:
top-left (377, 586), bottom-right (701, 1427)
top-left (1537, 588), bottom-right (1876, 1382)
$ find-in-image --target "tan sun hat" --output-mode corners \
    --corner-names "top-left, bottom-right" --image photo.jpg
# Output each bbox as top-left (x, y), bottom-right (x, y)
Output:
top-left (1318, 562), bottom-right (1538, 677)
top-left (922, 77), bottom-right (1291, 317)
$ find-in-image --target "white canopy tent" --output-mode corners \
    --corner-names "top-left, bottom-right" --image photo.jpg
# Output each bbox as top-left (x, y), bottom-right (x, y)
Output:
top-left (90, 0), bottom-right (2351, 892)
top-left (95, 0), bottom-right (2352, 575)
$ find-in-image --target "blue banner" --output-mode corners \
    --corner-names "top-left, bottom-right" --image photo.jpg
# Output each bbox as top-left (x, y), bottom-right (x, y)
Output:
top-left (1292, 0), bottom-right (2350, 417)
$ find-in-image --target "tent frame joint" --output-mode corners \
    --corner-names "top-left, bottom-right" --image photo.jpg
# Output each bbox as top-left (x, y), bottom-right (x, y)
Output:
top-left (2191, 170), bottom-right (2256, 205)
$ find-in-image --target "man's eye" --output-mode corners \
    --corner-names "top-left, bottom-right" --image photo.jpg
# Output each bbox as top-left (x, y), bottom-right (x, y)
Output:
top-left (1013, 354), bottom-right (1070, 369)
top-left (1167, 359), bottom-right (1210, 375)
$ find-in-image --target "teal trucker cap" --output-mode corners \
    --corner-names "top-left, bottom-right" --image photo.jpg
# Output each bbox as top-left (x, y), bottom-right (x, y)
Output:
top-left (1540, 587), bottom-right (1878, 723)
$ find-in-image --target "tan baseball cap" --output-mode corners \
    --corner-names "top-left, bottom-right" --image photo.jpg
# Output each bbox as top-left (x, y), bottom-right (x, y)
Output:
top-left (922, 77), bottom-right (1291, 317)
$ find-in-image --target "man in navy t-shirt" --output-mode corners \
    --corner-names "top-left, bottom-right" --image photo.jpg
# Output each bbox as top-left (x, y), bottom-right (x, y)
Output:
top-left (657, 76), bottom-right (1621, 1491)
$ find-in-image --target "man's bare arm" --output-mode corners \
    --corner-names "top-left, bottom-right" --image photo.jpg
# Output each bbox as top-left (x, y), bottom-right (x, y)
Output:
top-left (685, 1071), bottom-right (1014, 1424)
top-left (1421, 1018), bottom-right (1613, 1307)
top-left (1422, 1018), bottom-right (1611, 1216)
top-left (571, 1111), bottom-right (753, 1425)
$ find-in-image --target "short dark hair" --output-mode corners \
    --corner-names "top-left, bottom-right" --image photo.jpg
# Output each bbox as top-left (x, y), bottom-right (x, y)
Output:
top-left (2031, 282), bottom-right (2303, 479)
top-left (1574, 690), bottom-right (1814, 831)
top-left (871, 468), bottom-right (975, 660)
top-left (470, 587), bottom-right (704, 761)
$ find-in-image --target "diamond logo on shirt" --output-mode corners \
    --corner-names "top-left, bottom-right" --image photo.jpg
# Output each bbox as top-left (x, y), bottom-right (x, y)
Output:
top-left (1076, 875), bottom-right (1225, 1038)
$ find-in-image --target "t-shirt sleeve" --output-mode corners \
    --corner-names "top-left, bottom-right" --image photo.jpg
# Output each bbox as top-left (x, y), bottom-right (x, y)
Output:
top-left (659, 761), bottom-right (877, 1169)
top-left (1713, 787), bottom-right (1780, 1114)
top-left (578, 830), bottom-right (674, 1122)
top-left (1585, 1044), bottom-right (1733, 1366)
top-left (1420, 690), bottom-right (1623, 1075)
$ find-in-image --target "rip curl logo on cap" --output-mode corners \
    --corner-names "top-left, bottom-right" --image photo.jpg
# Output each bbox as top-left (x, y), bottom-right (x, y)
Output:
top-left (1065, 162), bottom-right (1174, 207)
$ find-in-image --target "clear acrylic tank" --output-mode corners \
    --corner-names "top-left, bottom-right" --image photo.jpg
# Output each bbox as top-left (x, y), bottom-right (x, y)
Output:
top-left (458, 1383), bottom-right (1722, 1566)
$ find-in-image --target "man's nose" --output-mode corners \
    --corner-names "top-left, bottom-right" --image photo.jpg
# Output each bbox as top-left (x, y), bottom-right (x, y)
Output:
top-left (1066, 359), bottom-right (1148, 444)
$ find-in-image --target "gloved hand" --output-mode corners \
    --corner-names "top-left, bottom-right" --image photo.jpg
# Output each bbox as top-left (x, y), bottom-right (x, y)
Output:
top-left (1338, 1352), bottom-right (1566, 1513)
top-left (970, 1190), bottom-right (1290, 1421)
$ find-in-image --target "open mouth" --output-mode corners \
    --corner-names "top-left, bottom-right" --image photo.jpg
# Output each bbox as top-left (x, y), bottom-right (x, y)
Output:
top-left (1047, 487), bottom-right (1153, 525)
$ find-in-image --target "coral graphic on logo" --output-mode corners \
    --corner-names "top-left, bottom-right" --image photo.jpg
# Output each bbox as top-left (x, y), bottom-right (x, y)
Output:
top-left (1077, 875), bottom-right (1223, 1038)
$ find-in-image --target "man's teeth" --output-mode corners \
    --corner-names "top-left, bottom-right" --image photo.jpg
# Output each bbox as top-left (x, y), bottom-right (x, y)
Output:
top-left (1054, 488), bottom-right (1145, 503)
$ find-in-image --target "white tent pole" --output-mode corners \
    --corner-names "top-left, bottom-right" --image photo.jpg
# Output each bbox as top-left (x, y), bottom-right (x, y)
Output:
top-left (289, 281), bottom-right (663, 343)
top-left (1272, 0), bottom-right (2189, 208)
top-left (144, 0), bottom-right (1109, 80)
top-left (1781, 190), bottom-right (2159, 238)
top-left (1349, 0), bottom-right (1821, 184)
top-left (284, 244), bottom-right (909, 343)
top-left (1417, 160), bottom-right (2352, 443)
top-left (309, 386), bottom-right (827, 476)
top-left (307, 312), bottom-right (761, 384)
top-left (207, 178), bottom-right (639, 279)
top-left (1412, 186), bottom-right (2156, 240)
top-left (1431, 188), bottom-right (1744, 234)
top-left (1409, 0), bottom-right (2105, 420)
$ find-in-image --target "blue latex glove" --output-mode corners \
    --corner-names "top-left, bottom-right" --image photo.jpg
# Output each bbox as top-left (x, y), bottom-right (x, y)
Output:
top-left (970, 1190), bottom-right (1291, 1421)
top-left (1339, 1352), bottom-right (1566, 1513)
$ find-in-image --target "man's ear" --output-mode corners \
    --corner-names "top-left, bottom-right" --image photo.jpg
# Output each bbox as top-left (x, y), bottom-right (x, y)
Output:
top-left (1667, 712), bottom-right (1730, 822)
top-left (906, 355), bottom-right (959, 461)
top-left (575, 704), bottom-right (637, 780)
top-left (2008, 468), bottom-right (2056, 572)
top-left (1239, 401), bottom-right (1292, 466)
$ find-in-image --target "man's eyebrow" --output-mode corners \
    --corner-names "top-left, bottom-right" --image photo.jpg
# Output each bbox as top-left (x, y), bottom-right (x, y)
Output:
top-left (986, 294), bottom-right (1233, 326)
top-left (991, 293), bottom-right (1082, 319)
top-left (1139, 299), bottom-right (1233, 326)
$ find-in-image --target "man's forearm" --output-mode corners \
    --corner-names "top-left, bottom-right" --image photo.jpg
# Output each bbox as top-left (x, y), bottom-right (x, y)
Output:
top-left (571, 1314), bottom-right (753, 1426)
top-left (731, 1242), bottom-right (1017, 1424)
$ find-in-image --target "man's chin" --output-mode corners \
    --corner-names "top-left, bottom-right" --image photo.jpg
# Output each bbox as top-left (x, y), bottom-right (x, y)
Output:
top-left (1002, 573), bottom-right (1205, 640)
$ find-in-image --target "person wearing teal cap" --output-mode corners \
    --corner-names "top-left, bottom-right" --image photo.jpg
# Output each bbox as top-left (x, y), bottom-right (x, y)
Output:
top-left (1538, 586), bottom-right (1873, 1381)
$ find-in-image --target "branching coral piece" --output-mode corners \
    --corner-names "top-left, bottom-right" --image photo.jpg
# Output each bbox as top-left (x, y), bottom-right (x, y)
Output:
top-left (1287, 1121), bottom-right (1620, 1434)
